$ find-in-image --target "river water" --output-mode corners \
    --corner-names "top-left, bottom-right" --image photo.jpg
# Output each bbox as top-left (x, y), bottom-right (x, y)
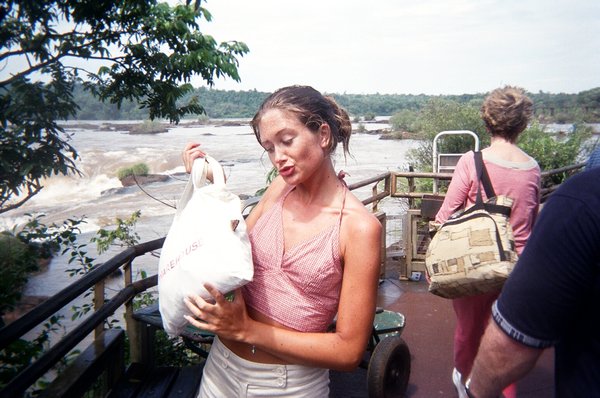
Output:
top-left (2, 120), bottom-right (420, 299)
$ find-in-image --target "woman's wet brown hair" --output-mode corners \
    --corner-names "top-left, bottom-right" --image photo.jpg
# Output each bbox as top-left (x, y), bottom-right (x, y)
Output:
top-left (251, 85), bottom-right (352, 157)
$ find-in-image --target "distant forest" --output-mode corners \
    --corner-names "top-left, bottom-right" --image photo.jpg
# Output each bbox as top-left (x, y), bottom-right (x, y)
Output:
top-left (72, 85), bottom-right (600, 124)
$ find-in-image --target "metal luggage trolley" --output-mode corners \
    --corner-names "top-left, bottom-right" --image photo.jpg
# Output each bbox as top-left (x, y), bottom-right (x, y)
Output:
top-left (361, 308), bottom-right (411, 398)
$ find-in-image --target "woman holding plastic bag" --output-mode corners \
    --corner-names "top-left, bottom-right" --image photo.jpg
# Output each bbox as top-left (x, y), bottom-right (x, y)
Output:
top-left (182, 85), bottom-right (382, 397)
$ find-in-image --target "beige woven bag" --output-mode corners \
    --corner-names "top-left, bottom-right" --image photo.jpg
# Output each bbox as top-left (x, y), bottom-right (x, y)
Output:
top-left (425, 152), bottom-right (518, 299)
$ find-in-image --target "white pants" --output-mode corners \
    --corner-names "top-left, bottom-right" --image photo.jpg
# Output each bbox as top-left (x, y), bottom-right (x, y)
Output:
top-left (197, 337), bottom-right (330, 397)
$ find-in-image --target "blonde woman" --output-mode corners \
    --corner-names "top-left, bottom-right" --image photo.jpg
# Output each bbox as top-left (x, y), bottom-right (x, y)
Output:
top-left (435, 86), bottom-right (541, 398)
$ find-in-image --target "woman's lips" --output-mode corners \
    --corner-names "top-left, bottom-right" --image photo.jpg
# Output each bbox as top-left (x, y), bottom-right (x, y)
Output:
top-left (279, 166), bottom-right (294, 177)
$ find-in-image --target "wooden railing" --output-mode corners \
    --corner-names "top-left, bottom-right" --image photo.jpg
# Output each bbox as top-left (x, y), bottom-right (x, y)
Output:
top-left (347, 172), bottom-right (391, 211)
top-left (0, 239), bottom-right (164, 398)
top-left (390, 162), bottom-right (588, 279)
top-left (0, 162), bottom-right (586, 397)
top-left (540, 162), bottom-right (587, 201)
top-left (383, 162), bottom-right (587, 207)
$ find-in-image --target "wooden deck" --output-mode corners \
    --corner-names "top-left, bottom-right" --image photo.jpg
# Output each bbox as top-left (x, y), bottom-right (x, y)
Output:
top-left (120, 270), bottom-right (556, 398)
top-left (329, 261), bottom-right (555, 397)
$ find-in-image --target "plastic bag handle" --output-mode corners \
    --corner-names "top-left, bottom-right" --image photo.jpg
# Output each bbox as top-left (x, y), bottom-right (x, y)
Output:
top-left (190, 156), bottom-right (209, 188)
top-left (203, 155), bottom-right (226, 187)
top-left (177, 155), bottom-right (225, 216)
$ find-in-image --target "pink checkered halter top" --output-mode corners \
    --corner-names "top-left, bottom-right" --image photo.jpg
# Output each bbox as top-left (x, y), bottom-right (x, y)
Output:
top-left (243, 185), bottom-right (347, 332)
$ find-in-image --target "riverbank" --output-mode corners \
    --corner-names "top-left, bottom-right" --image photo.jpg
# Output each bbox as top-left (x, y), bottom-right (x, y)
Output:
top-left (59, 118), bottom-right (251, 134)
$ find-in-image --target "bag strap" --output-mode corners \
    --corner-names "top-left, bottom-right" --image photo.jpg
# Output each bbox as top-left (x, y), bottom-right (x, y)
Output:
top-left (176, 155), bottom-right (225, 216)
top-left (472, 151), bottom-right (485, 207)
top-left (474, 151), bottom-right (496, 199)
top-left (473, 151), bottom-right (513, 216)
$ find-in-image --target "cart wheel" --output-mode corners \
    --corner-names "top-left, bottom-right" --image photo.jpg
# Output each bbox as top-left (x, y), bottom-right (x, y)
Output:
top-left (367, 335), bottom-right (411, 398)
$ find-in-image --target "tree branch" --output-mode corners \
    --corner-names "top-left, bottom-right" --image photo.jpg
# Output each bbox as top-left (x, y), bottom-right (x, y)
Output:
top-left (0, 30), bottom-right (124, 86)
top-left (0, 51), bottom-right (126, 87)
top-left (0, 187), bottom-right (41, 215)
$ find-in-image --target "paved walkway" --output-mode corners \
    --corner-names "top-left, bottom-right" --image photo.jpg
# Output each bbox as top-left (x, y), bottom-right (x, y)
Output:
top-left (330, 274), bottom-right (554, 397)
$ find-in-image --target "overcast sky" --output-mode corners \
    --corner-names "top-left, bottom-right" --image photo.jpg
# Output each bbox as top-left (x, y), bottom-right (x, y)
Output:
top-left (196, 0), bottom-right (599, 95)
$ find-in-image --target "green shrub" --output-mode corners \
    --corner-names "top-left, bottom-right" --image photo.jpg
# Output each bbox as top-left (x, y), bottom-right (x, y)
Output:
top-left (0, 214), bottom-right (85, 318)
top-left (405, 99), bottom-right (486, 171)
top-left (390, 109), bottom-right (418, 132)
top-left (364, 112), bottom-right (376, 121)
top-left (0, 233), bottom-right (38, 316)
top-left (117, 163), bottom-right (150, 180)
top-left (519, 121), bottom-right (592, 185)
top-left (129, 120), bottom-right (167, 134)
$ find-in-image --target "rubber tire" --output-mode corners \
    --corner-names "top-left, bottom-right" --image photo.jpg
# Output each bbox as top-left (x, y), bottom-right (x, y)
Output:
top-left (367, 335), bottom-right (411, 398)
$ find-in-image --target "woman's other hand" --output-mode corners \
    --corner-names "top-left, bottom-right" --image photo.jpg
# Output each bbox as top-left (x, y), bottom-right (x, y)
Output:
top-left (183, 285), bottom-right (251, 342)
top-left (182, 142), bottom-right (206, 174)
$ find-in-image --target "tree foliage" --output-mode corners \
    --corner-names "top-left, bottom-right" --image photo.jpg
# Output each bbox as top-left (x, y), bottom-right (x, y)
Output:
top-left (389, 109), bottom-right (418, 132)
top-left (65, 86), bottom-right (600, 121)
top-left (406, 98), bottom-right (486, 171)
top-left (0, 214), bottom-right (85, 318)
top-left (404, 99), bottom-right (594, 182)
top-left (519, 121), bottom-right (593, 185)
top-left (0, 0), bottom-right (248, 213)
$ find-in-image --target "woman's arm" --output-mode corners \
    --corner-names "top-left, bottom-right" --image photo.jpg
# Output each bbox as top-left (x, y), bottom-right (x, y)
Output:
top-left (435, 152), bottom-right (474, 223)
top-left (184, 205), bottom-right (382, 371)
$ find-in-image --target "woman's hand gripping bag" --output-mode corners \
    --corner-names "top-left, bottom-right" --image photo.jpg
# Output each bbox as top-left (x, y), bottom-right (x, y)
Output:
top-left (158, 156), bottom-right (253, 337)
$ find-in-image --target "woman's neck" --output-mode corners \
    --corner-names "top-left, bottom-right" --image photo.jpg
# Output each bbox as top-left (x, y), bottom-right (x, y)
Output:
top-left (485, 136), bottom-right (531, 162)
top-left (489, 136), bottom-right (514, 146)
top-left (293, 161), bottom-right (342, 206)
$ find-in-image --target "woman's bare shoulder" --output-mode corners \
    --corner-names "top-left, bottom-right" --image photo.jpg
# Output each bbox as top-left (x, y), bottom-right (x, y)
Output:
top-left (342, 192), bottom-right (382, 235)
top-left (339, 192), bottom-right (382, 269)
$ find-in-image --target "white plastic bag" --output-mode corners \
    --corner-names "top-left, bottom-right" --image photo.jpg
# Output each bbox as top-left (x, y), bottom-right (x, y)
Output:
top-left (158, 155), bottom-right (253, 336)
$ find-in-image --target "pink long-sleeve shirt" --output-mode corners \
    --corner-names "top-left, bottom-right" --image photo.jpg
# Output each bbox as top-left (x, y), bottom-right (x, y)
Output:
top-left (435, 150), bottom-right (541, 254)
